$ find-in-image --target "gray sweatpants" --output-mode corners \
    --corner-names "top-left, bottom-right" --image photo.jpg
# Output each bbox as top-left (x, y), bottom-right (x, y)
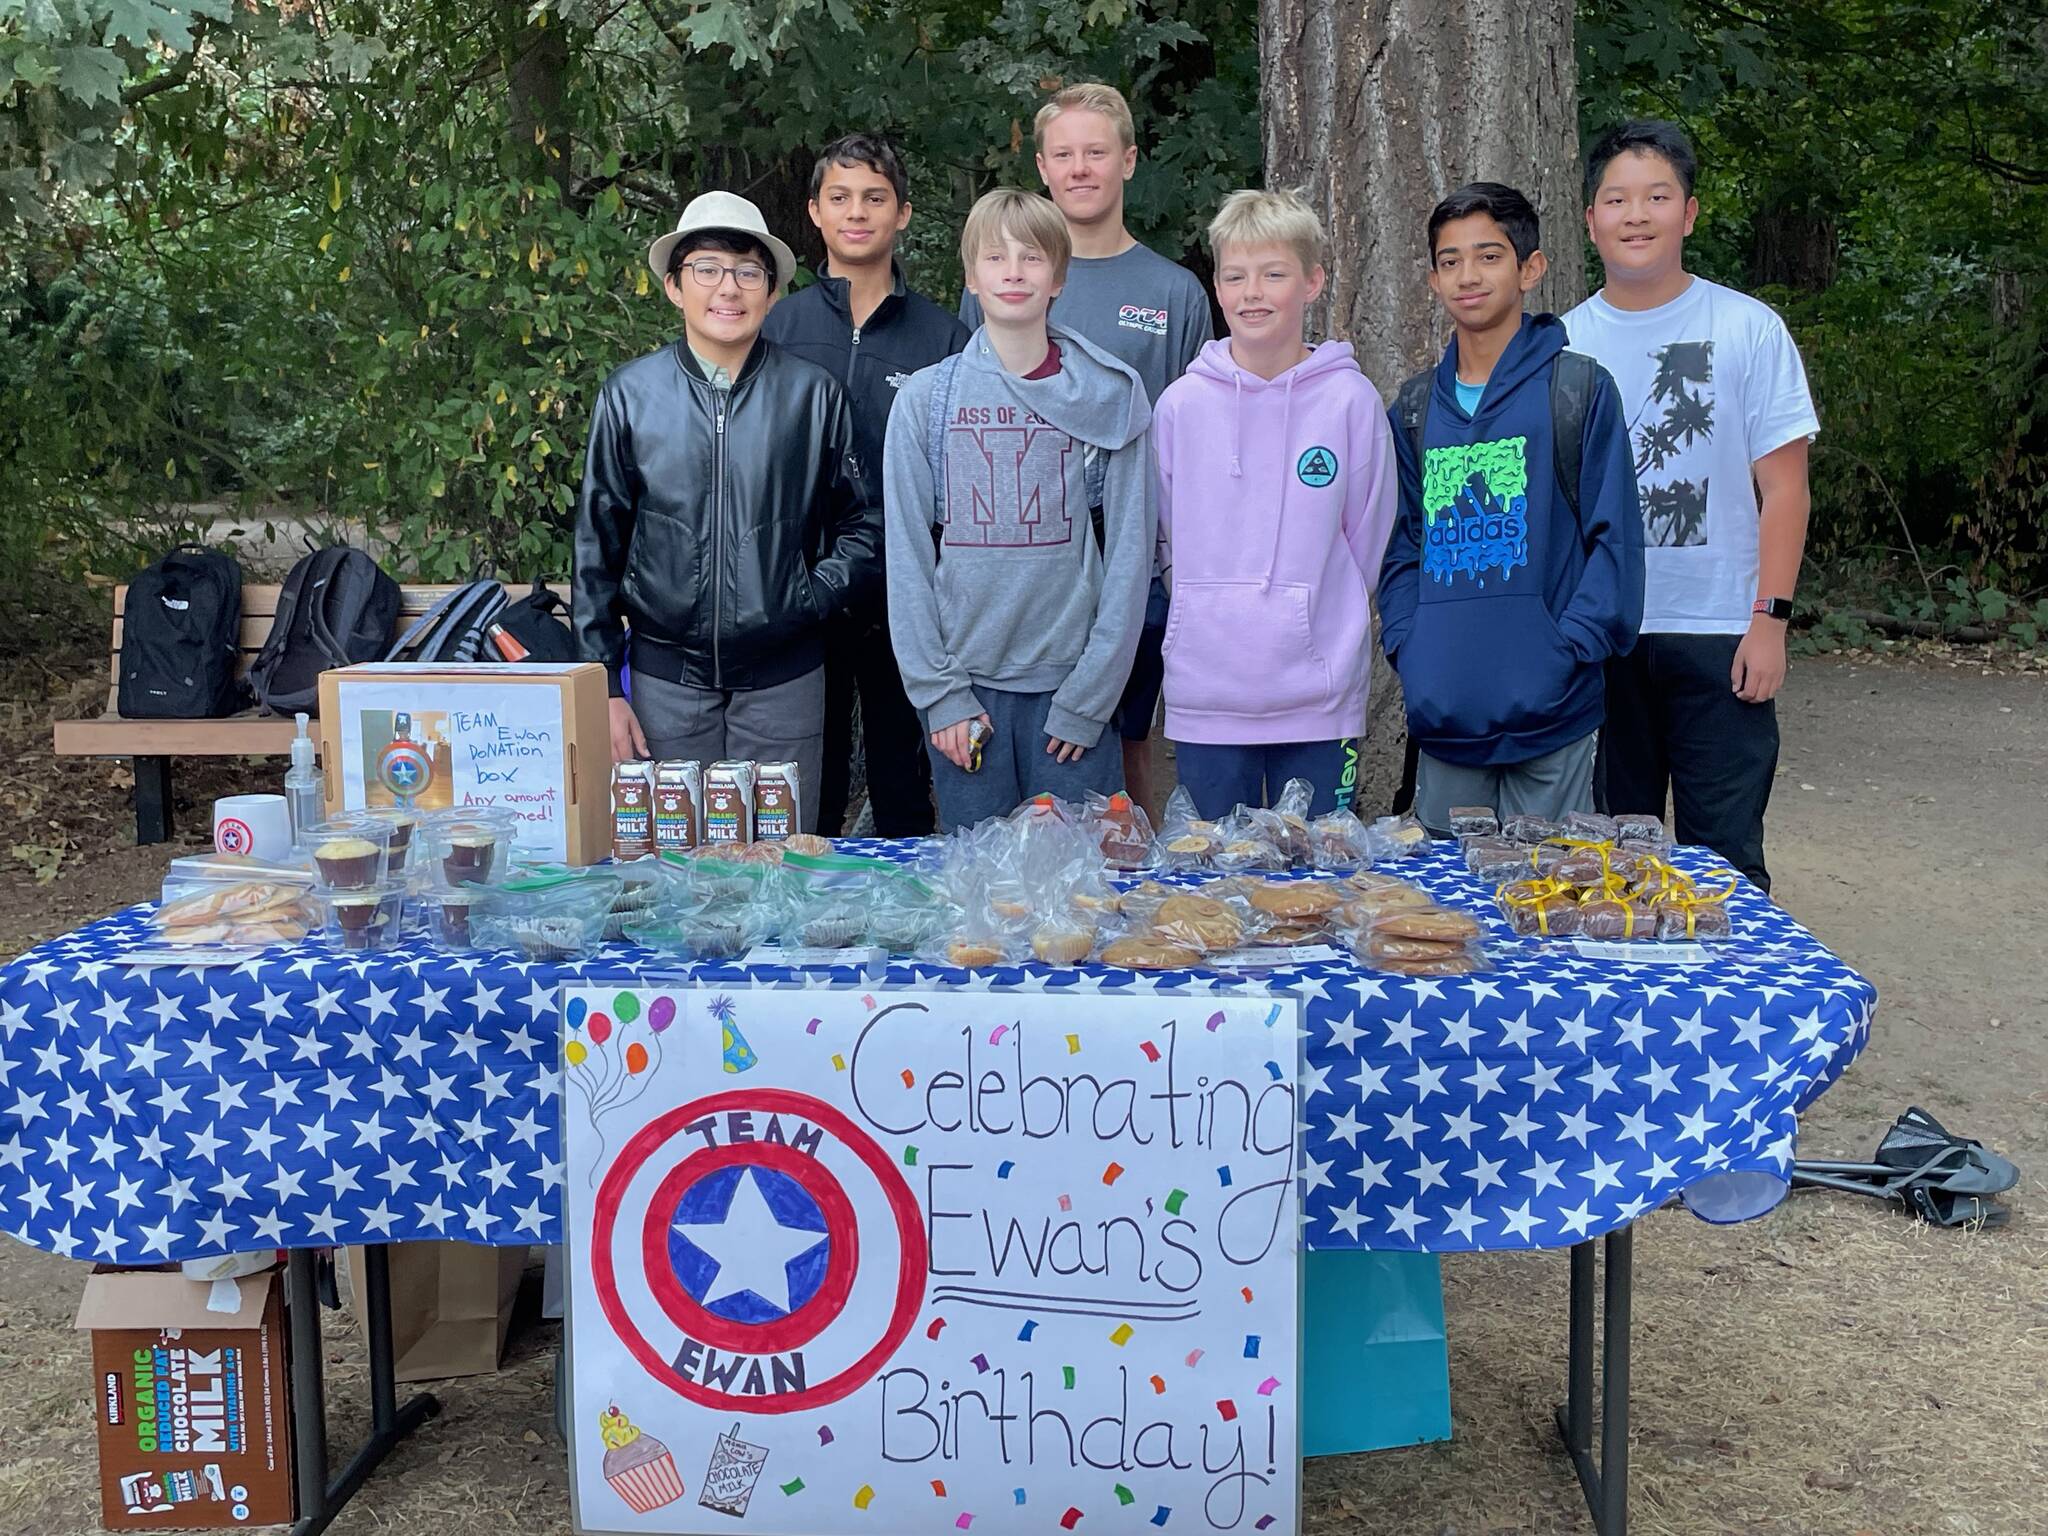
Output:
top-left (1412, 730), bottom-right (1597, 838)
top-left (631, 667), bottom-right (827, 835)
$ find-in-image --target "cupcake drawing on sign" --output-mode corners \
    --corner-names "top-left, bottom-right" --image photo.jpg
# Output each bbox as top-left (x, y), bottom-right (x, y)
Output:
top-left (598, 1405), bottom-right (684, 1513)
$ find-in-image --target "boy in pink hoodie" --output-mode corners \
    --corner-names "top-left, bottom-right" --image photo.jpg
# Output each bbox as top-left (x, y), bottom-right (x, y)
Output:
top-left (1153, 189), bottom-right (1399, 817)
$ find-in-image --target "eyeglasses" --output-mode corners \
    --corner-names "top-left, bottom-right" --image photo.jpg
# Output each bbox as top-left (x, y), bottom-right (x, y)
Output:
top-left (681, 259), bottom-right (770, 291)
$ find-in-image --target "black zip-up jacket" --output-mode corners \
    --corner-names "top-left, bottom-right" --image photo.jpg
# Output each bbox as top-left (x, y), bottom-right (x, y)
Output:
top-left (572, 338), bottom-right (880, 695)
top-left (761, 261), bottom-right (969, 515)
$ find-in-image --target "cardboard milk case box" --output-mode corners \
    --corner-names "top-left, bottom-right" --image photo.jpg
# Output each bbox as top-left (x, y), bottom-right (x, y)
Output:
top-left (73, 1267), bottom-right (295, 1530)
top-left (317, 662), bottom-right (613, 863)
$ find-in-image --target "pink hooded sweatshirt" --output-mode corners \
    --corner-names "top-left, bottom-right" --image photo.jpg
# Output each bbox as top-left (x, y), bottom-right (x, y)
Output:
top-left (1153, 338), bottom-right (1399, 744)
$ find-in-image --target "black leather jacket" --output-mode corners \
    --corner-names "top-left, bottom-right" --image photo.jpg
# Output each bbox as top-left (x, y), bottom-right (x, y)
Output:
top-left (572, 339), bottom-right (881, 694)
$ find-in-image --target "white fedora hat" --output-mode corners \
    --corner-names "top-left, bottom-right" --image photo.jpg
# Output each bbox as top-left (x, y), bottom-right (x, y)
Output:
top-left (647, 190), bottom-right (798, 293)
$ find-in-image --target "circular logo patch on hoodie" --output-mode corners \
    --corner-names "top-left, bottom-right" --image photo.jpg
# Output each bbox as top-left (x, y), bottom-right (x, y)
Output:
top-left (1296, 446), bottom-right (1339, 487)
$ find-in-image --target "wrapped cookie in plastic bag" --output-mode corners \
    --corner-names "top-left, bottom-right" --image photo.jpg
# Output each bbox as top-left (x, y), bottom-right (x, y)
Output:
top-left (1149, 785), bottom-right (1223, 871)
top-left (1213, 806), bottom-right (1287, 872)
top-left (1271, 778), bottom-right (1317, 867)
top-left (1351, 902), bottom-right (1490, 975)
top-left (1307, 808), bottom-right (1369, 869)
top-left (1364, 812), bottom-right (1430, 861)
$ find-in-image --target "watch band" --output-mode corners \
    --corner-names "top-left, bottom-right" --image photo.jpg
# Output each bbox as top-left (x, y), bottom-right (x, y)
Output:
top-left (1752, 597), bottom-right (1794, 621)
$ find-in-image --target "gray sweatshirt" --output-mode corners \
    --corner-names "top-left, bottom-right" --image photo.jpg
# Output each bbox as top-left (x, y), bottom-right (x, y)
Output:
top-left (885, 323), bottom-right (1154, 748)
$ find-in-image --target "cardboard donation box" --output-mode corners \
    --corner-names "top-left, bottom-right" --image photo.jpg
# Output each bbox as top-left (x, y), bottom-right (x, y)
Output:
top-left (73, 1267), bottom-right (295, 1531)
top-left (343, 1242), bottom-right (529, 1382)
top-left (318, 662), bottom-right (611, 863)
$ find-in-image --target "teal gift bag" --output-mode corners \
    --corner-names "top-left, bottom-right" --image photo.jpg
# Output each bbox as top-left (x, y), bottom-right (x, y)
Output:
top-left (1301, 1250), bottom-right (1452, 1455)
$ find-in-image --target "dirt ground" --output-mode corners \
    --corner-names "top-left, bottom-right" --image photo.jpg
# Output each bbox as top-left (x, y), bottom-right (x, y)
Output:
top-left (0, 644), bottom-right (2043, 1536)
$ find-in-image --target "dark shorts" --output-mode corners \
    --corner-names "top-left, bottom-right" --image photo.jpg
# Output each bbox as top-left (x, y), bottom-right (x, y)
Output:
top-left (1112, 577), bottom-right (1171, 742)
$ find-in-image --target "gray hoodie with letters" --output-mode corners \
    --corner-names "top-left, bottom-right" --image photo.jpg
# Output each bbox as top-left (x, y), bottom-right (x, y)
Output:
top-left (884, 323), bottom-right (1154, 748)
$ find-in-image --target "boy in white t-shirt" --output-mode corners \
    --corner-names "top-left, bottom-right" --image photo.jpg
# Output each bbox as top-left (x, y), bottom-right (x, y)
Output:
top-left (1564, 120), bottom-right (1818, 891)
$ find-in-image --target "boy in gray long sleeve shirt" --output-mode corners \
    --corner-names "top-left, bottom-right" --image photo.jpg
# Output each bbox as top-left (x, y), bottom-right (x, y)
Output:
top-left (886, 189), bottom-right (1154, 830)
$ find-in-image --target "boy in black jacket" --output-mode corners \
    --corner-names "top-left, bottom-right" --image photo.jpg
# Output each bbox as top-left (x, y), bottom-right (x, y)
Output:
top-left (762, 135), bottom-right (969, 834)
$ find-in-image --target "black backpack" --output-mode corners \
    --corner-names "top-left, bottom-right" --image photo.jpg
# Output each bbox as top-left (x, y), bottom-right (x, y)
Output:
top-left (1394, 349), bottom-right (1600, 522)
top-left (118, 545), bottom-right (246, 719)
top-left (384, 578), bottom-right (507, 664)
top-left (492, 578), bottom-right (577, 661)
top-left (249, 546), bottom-right (402, 715)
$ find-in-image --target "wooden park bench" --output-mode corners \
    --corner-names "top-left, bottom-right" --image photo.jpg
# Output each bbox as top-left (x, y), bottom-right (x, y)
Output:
top-left (53, 580), bottom-right (558, 844)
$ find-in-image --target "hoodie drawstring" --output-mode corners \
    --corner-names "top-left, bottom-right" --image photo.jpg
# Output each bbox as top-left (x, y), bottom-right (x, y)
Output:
top-left (1258, 370), bottom-right (1298, 590)
top-left (1229, 371), bottom-right (1244, 478)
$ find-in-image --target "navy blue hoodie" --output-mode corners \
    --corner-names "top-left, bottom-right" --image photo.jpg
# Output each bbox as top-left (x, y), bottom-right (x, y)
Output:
top-left (1378, 314), bottom-right (1644, 767)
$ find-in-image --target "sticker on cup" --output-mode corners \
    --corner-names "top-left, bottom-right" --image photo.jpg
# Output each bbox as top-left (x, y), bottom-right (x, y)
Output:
top-left (212, 794), bottom-right (292, 861)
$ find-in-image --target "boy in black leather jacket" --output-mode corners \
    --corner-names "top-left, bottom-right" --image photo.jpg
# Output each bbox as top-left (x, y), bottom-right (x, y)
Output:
top-left (572, 191), bottom-right (881, 832)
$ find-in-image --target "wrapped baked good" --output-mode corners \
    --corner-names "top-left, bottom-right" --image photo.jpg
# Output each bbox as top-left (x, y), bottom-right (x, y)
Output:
top-left (1247, 880), bottom-right (1344, 920)
top-left (1500, 814), bottom-right (1560, 846)
top-left (1363, 932), bottom-right (1471, 963)
top-left (1654, 900), bottom-right (1732, 940)
top-left (1577, 895), bottom-right (1658, 941)
top-left (1364, 813), bottom-right (1430, 861)
top-left (1497, 879), bottom-right (1583, 937)
top-left (1550, 844), bottom-right (1615, 886)
top-left (1375, 950), bottom-right (1488, 977)
top-left (1463, 837), bottom-right (1528, 883)
top-left (1368, 906), bottom-right (1482, 943)
top-left (470, 870), bottom-right (624, 960)
top-left (1031, 924), bottom-right (1098, 965)
top-left (1213, 807), bottom-right (1287, 872)
top-left (1562, 811), bottom-right (1617, 842)
top-left (1151, 891), bottom-right (1247, 953)
top-left (1100, 936), bottom-right (1202, 971)
top-left (1612, 813), bottom-right (1668, 845)
top-left (1088, 791), bottom-right (1155, 870)
top-left (315, 883), bottom-right (408, 952)
top-left (1272, 779), bottom-right (1316, 866)
top-left (1307, 810), bottom-right (1368, 868)
top-left (1448, 805), bottom-right (1500, 839)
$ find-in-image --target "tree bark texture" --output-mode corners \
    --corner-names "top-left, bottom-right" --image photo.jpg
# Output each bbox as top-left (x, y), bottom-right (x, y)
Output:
top-left (1260, 0), bottom-right (1582, 814)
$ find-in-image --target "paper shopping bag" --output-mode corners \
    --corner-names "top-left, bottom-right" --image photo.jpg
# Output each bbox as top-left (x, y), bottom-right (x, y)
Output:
top-left (345, 1241), bottom-right (529, 1382)
top-left (1302, 1249), bottom-right (1452, 1455)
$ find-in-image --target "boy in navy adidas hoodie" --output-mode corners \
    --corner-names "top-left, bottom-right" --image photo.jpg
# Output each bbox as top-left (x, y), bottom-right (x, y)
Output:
top-left (1378, 183), bottom-right (1644, 835)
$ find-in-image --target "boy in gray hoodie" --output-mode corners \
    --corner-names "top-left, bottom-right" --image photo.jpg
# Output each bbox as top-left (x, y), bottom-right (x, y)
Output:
top-left (885, 188), bottom-right (1155, 830)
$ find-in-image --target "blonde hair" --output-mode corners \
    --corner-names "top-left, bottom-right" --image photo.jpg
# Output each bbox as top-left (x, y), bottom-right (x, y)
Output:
top-left (960, 187), bottom-right (1073, 287)
top-left (1033, 82), bottom-right (1137, 152)
top-left (1208, 188), bottom-right (1325, 274)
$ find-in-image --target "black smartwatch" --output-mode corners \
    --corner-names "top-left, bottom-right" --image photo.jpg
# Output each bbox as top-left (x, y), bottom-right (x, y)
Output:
top-left (1751, 597), bottom-right (1794, 622)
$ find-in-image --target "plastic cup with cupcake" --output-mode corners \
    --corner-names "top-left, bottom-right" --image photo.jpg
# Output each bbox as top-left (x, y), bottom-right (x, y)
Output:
top-left (308, 818), bottom-right (398, 890)
top-left (413, 888), bottom-right (483, 948)
top-left (362, 807), bottom-right (423, 876)
top-left (424, 809), bottom-right (521, 888)
top-left (314, 882), bottom-right (407, 951)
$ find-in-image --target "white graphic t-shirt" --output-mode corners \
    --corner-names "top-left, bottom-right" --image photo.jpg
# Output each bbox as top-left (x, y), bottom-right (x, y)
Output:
top-left (1565, 276), bottom-right (1820, 634)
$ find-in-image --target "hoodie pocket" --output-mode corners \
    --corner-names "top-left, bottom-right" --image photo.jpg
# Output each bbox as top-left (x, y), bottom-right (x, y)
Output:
top-left (1398, 594), bottom-right (1581, 746)
top-left (1163, 580), bottom-right (1333, 718)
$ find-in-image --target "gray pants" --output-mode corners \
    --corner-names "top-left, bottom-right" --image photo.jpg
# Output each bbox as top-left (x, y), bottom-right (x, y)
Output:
top-left (1413, 731), bottom-right (1597, 837)
top-left (927, 686), bottom-right (1122, 832)
top-left (631, 667), bottom-right (827, 835)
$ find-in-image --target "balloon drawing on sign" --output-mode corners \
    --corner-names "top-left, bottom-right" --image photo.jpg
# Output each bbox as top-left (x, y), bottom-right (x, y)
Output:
top-left (567, 989), bottom-right (673, 1180)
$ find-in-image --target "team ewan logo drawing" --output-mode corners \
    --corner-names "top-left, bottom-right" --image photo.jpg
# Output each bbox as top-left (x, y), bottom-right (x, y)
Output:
top-left (589, 1081), bottom-right (928, 1415)
top-left (213, 817), bottom-right (255, 856)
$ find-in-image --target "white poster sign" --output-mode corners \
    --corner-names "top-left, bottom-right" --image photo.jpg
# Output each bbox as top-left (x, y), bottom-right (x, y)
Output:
top-left (333, 673), bottom-right (571, 857)
top-left (562, 984), bottom-right (1302, 1536)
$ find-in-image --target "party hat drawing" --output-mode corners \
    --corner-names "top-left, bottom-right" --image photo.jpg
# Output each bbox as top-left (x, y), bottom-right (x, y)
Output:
top-left (710, 994), bottom-right (757, 1073)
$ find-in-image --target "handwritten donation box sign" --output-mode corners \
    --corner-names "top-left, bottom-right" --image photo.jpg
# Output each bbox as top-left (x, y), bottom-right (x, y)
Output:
top-left (562, 984), bottom-right (1303, 1536)
top-left (318, 662), bottom-right (611, 862)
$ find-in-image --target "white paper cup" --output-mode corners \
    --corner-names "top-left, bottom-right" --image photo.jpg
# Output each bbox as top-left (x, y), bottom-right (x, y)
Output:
top-left (213, 794), bottom-right (293, 860)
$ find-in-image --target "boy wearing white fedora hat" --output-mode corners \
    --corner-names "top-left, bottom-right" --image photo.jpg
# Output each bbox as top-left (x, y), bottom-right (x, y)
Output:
top-left (573, 191), bottom-right (881, 830)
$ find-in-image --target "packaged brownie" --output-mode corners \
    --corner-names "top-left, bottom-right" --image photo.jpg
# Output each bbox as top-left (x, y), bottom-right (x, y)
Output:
top-left (1562, 811), bottom-right (1618, 842)
top-left (1464, 837), bottom-right (1529, 884)
top-left (1308, 809), bottom-right (1368, 868)
top-left (1654, 900), bottom-right (1732, 941)
top-left (1087, 790), bottom-right (1154, 870)
top-left (1448, 805), bottom-right (1500, 839)
top-left (1551, 845), bottom-right (1615, 886)
top-left (1577, 895), bottom-right (1657, 941)
top-left (1612, 813), bottom-right (1668, 845)
top-left (1500, 814), bottom-right (1560, 846)
top-left (1272, 778), bottom-right (1316, 866)
top-left (1497, 880), bottom-right (1582, 937)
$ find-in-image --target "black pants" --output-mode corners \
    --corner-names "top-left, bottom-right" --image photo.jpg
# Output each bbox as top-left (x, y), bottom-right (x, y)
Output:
top-left (1597, 633), bottom-right (1780, 891)
top-left (816, 612), bottom-right (934, 837)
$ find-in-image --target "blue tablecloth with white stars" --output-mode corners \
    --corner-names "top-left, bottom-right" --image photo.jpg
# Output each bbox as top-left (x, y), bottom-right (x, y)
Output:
top-left (0, 842), bottom-right (1873, 1265)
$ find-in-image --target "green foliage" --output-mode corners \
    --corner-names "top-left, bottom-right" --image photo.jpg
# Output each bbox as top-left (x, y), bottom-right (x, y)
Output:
top-left (2, 0), bottom-right (1254, 581)
top-left (1579, 0), bottom-right (2048, 587)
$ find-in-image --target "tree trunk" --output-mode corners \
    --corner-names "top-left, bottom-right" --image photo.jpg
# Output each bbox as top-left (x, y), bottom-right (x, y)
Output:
top-left (1261, 0), bottom-right (1582, 814)
top-left (1749, 195), bottom-right (1837, 292)
top-left (503, 4), bottom-right (572, 204)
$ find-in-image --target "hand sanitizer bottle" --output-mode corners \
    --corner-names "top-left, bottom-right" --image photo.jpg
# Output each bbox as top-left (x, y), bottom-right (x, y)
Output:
top-left (285, 713), bottom-right (323, 855)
